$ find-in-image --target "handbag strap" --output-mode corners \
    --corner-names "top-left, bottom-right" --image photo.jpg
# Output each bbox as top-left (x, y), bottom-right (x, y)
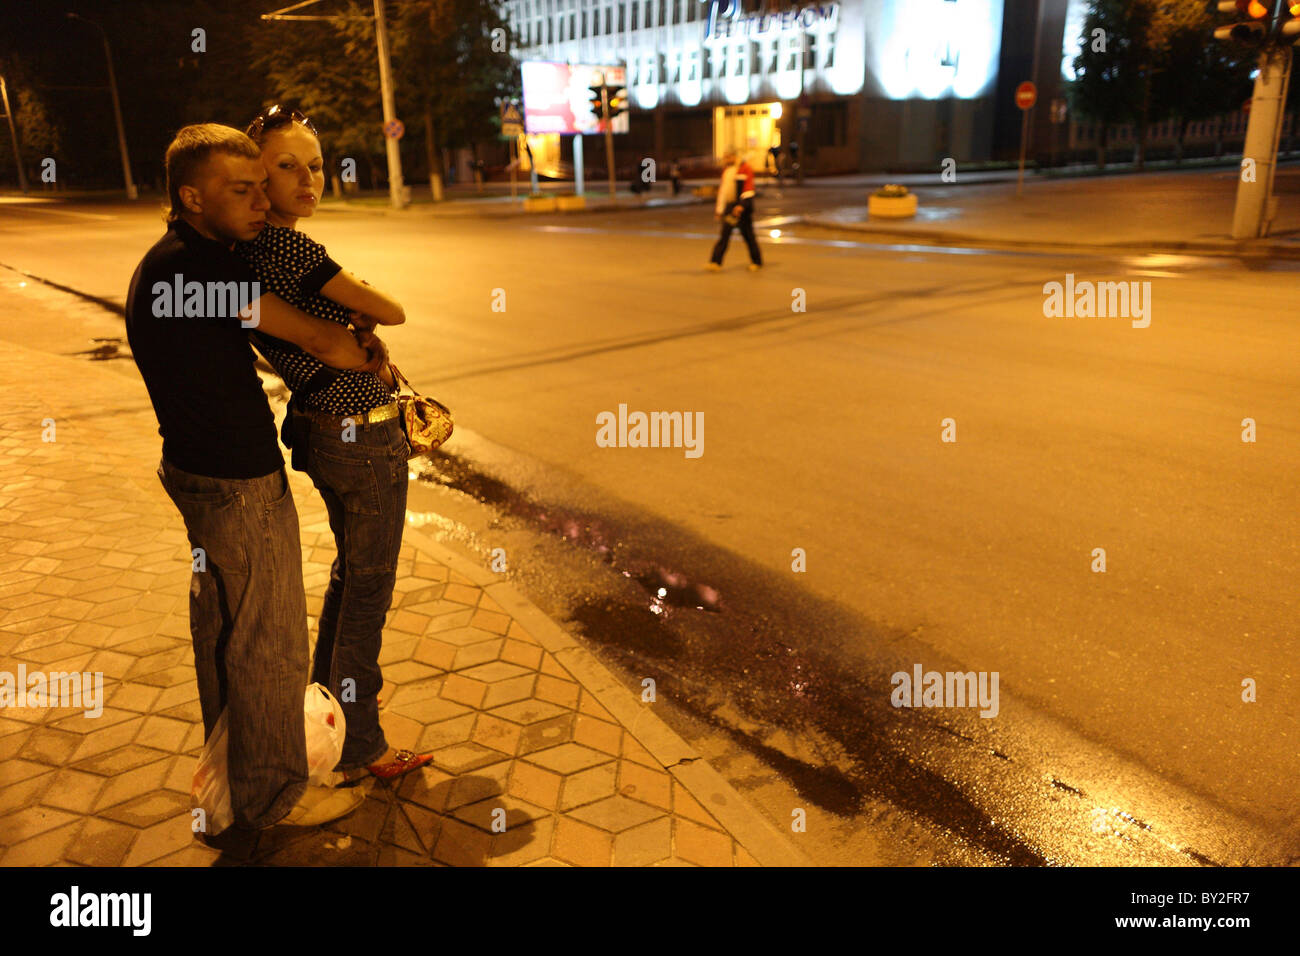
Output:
top-left (387, 362), bottom-right (416, 395)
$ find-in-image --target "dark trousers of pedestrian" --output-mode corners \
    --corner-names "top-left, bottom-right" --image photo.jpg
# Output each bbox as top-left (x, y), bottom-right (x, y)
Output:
top-left (297, 412), bottom-right (409, 772)
top-left (158, 458), bottom-right (309, 830)
top-left (710, 210), bottom-right (762, 266)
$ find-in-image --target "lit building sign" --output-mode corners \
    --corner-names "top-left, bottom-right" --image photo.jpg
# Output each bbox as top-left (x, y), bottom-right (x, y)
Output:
top-left (700, 1), bottom-right (840, 40)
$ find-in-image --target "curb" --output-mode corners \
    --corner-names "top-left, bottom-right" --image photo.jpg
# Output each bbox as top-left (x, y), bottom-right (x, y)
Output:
top-left (798, 215), bottom-right (1300, 260)
top-left (398, 523), bottom-right (816, 867)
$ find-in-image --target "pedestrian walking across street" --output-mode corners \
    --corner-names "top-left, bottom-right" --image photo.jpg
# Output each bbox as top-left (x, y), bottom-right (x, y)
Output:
top-left (706, 149), bottom-right (762, 271)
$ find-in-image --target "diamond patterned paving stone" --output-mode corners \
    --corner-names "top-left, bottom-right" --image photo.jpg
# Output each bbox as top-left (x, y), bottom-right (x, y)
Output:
top-left (559, 762), bottom-right (619, 811)
top-left (376, 636), bottom-right (418, 666)
top-left (524, 742), bottom-right (610, 775)
top-left (0, 820), bottom-right (85, 867)
top-left (388, 693), bottom-right (466, 726)
top-left (459, 660), bottom-right (532, 684)
top-left (451, 793), bottom-right (549, 833)
top-left (573, 715), bottom-right (622, 756)
top-left (74, 743), bottom-right (172, 776)
top-left (470, 713), bottom-right (522, 755)
top-left (380, 660), bottom-right (441, 685)
top-left (397, 765), bottom-right (455, 814)
top-left (430, 741), bottom-right (505, 776)
top-left (93, 757), bottom-right (176, 812)
top-left (432, 817), bottom-right (492, 866)
top-left (613, 816), bottom-right (672, 867)
top-left (617, 761), bottom-right (673, 810)
top-left (552, 816), bottom-right (612, 867)
top-left (416, 714), bottom-right (475, 752)
top-left (2, 758), bottom-right (57, 787)
top-left (534, 674), bottom-right (580, 710)
top-left (34, 768), bottom-right (104, 816)
top-left (482, 674), bottom-right (537, 709)
top-left (122, 814), bottom-right (210, 867)
top-left (508, 761), bottom-right (562, 811)
top-left (432, 625), bottom-right (500, 648)
top-left (500, 639), bottom-right (543, 670)
top-left (0, 771), bottom-right (54, 817)
top-left (517, 713), bottom-right (575, 755)
top-left (489, 699), bottom-right (570, 725)
top-left (523, 856), bottom-right (572, 866)
top-left (488, 815), bottom-right (554, 867)
top-left (673, 817), bottom-right (736, 867)
top-left (0, 805), bottom-right (81, 844)
top-left (18, 727), bottom-right (82, 766)
top-left (567, 795), bottom-right (666, 834)
top-left (411, 637), bottom-right (457, 671)
top-left (450, 639), bottom-right (504, 672)
top-left (442, 760), bottom-right (512, 811)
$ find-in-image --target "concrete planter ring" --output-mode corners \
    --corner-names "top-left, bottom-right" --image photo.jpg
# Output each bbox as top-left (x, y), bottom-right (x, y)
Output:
top-left (868, 189), bottom-right (918, 219)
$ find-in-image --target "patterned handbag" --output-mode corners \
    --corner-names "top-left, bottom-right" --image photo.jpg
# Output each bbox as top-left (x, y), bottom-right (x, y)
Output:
top-left (388, 363), bottom-right (453, 458)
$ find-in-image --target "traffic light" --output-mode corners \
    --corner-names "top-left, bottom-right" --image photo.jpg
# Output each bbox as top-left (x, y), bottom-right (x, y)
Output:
top-left (589, 84), bottom-right (605, 119)
top-left (607, 87), bottom-right (629, 117)
top-left (1215, 0), bottom-right (1270, 42)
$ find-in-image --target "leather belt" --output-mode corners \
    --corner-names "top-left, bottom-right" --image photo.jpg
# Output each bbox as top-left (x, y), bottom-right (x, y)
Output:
top-left (299, 401), bottom-right (399, 429)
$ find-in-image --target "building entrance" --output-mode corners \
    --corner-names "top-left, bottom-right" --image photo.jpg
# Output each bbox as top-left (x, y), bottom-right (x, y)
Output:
top-left (714, 103), bottom-right (782, 170)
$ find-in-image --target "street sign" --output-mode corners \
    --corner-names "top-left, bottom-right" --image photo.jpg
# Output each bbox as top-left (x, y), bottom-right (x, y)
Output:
top-left (1015, 81), bottom-right (1037, 111)
top-left (384, 119), bottom-right (405, 140)
top-left (501, 102), bottom-right (523, 138)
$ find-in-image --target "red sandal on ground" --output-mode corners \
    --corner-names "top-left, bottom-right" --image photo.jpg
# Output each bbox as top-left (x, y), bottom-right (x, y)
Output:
top-left (367, 748), bottom-right (434, 780)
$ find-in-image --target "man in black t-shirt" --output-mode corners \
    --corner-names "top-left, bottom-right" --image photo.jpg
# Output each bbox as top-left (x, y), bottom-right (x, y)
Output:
top-left (125, 124), bottom-right (387, 830)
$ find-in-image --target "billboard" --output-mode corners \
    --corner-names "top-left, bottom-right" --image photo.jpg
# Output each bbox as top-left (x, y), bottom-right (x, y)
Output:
top-left (521, 62), bottom-right (629, 135)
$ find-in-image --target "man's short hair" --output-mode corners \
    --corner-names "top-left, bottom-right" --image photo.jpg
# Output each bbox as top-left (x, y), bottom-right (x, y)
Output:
top-left (165, 124), bottom-right (260, 222)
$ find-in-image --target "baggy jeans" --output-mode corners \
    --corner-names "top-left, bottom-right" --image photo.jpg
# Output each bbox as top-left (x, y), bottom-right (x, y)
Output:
top-left (297, 412), bottom-right (409, 771)
top-left (158, 458), bottom-right (309, 829)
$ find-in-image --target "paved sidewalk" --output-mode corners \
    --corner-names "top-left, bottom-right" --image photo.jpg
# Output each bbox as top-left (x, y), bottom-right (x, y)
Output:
top-left (0, 342), bottom-right (810, 867)
top-left (800, 166), bottom-right (1300, 258)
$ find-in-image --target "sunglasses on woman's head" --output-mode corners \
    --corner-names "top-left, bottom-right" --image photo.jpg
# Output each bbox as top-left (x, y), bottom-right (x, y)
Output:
top-left (247, 105), bottom-right (318, 139)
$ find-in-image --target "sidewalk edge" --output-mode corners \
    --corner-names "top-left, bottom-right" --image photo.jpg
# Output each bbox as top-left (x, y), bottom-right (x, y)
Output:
top-left (399, 524), bottom-right (815, 867)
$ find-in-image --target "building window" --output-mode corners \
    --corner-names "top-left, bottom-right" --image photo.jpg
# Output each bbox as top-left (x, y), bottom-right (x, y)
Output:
top-left (687, 50), bottom-right (697, 81)
top-left (632, 2), bottom-right (638, 29)
top-left (570, 11), bottom-right (576, 37)
top-left (644, 1), bottom-right (652, 28)
top-left (702, 47), bottom-right (712, 79)
top-left (823, 30), bottom-right (835, 69)
top-left (618, 3), bottom-right (625, 31)
top-left (686, 0), bottom-right (695, 22)
top-left (605, 6), bottom-right (612, 32)
top-left (804, 33), bottom-right (815, 70)
top-left (581, 9), bottom-right (588, 37)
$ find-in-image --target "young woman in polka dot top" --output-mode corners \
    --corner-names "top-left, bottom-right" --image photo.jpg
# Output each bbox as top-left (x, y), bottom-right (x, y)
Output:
top-left (237, 106), bottom-right (433, 784)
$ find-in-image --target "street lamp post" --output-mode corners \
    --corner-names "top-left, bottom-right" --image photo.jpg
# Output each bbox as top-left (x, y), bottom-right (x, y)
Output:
top-left (66, 13), bottom-right (137, 200)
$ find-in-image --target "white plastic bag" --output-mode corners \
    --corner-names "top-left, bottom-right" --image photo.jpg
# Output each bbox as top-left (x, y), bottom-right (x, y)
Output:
top-left (303, 682), bottom-right (346, 785)
top-left (192, 682), bottom-right (347, 836)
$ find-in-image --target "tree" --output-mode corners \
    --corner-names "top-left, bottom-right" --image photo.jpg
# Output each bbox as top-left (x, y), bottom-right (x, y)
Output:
top-left (1148, 1), bottom-right (1253, 165)
top-left (392, 0), bottom-right (520, 190)
top-left (1069, 0), bottom-right (1153, 169)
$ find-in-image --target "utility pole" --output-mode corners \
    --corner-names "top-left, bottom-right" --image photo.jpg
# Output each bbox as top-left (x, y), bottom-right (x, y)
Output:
top-left (1218, 0), bottom-right (1300, 237)
top-left (0, 75), bottom-right (28, 193)
top-left (66, 14), bottom-right (136, 200)
top-left (372, 0), bottom-right (406, 209)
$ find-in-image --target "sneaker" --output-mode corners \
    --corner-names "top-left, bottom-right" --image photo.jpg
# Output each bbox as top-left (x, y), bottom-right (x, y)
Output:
top-left (748, 263), bottom-right (762, 271)
top-left (705, 262), bottom-right (721, 271)
top-left (279, 782), bottom-right (367, 827)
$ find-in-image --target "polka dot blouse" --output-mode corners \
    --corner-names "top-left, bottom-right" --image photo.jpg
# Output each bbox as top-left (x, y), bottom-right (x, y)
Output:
top-left (236, 223), bottom-right (393, 415)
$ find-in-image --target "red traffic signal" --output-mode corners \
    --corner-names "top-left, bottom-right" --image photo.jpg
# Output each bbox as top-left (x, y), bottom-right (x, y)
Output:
top-left (589, 84), bottom-right (604, 118)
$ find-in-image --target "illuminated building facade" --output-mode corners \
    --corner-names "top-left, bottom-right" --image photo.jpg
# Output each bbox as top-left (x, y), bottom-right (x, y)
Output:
top-left (501, 0), bottom-right (1009, 173)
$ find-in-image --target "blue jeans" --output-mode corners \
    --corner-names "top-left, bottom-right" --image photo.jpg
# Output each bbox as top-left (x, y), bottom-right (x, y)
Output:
top-left (157, 458), bottom-right (309, 829)
top-left (295, 412), bottom-right (409, 771)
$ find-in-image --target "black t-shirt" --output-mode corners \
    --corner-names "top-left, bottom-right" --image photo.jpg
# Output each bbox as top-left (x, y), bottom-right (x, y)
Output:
top-left (125, 219), bottom-right (282, 479)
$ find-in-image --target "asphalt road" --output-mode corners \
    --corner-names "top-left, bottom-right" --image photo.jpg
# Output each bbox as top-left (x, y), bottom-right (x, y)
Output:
top-left (1, 183), bottom-right (1296, 865)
